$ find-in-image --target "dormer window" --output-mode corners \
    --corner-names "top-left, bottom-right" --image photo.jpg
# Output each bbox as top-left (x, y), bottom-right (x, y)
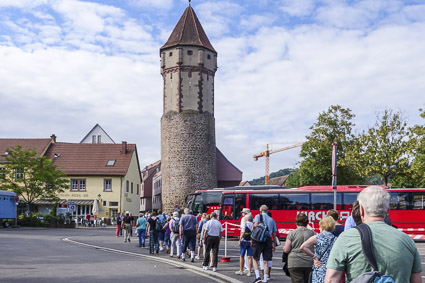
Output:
top-left (106, 160), bottom-right (116, 166)
top-left (187, 50), bottom-right (193, 55)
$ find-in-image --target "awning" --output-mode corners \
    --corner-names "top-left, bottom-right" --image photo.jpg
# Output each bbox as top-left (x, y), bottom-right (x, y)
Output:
top-left (34, 199), bottom-right (95, 205)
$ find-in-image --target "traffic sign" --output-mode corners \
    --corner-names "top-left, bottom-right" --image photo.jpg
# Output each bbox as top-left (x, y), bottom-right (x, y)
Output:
top-left (70, 205), bottom-right (76, 211)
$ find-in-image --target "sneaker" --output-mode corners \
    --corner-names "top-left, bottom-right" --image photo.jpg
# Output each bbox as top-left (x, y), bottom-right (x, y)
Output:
top-left (181, 258), bottom-right (185, 262)
top-left (203, 266), bottom-right (208, 271)
top-left (212, 267), bottom-right (217, 272)
top-left (195, 256), bottom-right (200, 260)
top-left (191, 258), bottom-right (194, 263)
top-left (247, 272), bottom-right (252, 277)
top-left (253, 278), bottom-right (262, 283)
top-left (128, 238), bottom-right (130, 242)
top-left (235, 271), bottom-right (244, 275)
top-left (159, 247), bottom-right (164, 251)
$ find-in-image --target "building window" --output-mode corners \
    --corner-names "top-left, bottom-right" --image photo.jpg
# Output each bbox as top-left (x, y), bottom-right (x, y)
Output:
top-left (104, 179), bottom-right (112, 191)
top-left (106, 160), bottom-right (116, 166)
top-left (207, 54), bottom-right (211, 60)
top-left (169, 52), bottom-right (173, 56)
top-left (131, 182), bottom-right (133, 194)
top-left (136, 184), bottom-right (139, 195)
top-left (97, 135), bottom-right (101, 143)
top-left (126, 180), bottom-right (129, 193)
top-left (15, 168), bottom-right (23, 180)
top-left (109, 201), bottom-right (118, 206)
top-left (102, 200), bottom-right (107, 206)
top-left (92, 135), bottom-right (96, 143)
top-left (70, 179), bottom-right (86, 191)
top-left (187, 50), bottom-right (193, 55)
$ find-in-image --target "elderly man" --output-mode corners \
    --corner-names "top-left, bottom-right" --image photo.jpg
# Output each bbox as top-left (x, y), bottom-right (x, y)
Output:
top-left (179, 208), bottom-right (198, 262)
top-left (202, 212), bottom-right (223, 272)
top-left (252, 205), bottom-right (277, 283)
top-left (325, 186), bottom-right (422, 282)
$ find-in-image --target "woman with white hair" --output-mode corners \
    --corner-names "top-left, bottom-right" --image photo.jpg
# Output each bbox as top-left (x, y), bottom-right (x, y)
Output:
top-left (169, 211), bottom-right (181, 258)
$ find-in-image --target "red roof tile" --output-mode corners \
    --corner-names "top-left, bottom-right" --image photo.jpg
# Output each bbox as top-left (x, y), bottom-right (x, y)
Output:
top-left (160, 6), bottom-right (216, 53)
top-left (45, 142), bottom-right (137, 176)
top-left (0, 138), bottom-right (52, 162)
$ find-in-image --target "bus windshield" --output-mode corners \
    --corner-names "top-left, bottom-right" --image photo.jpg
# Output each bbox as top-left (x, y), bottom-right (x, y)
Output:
top-left (191, 192), bottom-right (222, 215)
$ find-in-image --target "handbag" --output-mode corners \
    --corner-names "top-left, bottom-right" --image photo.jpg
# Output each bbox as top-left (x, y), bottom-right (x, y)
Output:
top-left (282, 252), bottom-right (290, 276)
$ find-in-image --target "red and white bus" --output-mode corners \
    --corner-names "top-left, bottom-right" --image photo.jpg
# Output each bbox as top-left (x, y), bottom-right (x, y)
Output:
top-left (187, 185), bottom-right (425, 240)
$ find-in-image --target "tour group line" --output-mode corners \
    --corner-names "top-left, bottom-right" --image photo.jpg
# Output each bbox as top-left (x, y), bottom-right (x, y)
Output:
top-left (62, 237), bottom-right (243, 283)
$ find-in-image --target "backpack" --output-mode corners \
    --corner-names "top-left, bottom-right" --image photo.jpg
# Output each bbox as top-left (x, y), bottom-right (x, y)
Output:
top-left (242, 223), bottom-right (252, 241)
top-left (172, 218), bottom-right (180, 234)
top-left (251, 214), bottom-right (268, 243)
top-left (350, 224), bottom-right (395, 283)
top-left (154, 218), bottom-right (163, 231)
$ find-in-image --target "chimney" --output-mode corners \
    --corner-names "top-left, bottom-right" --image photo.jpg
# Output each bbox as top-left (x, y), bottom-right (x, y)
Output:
top-left (50, 134), bottom-right (57, 143)
top-left (121, 141), bottom-right (127, 154)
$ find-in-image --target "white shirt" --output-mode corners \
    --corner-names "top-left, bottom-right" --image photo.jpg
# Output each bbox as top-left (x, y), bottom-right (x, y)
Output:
top-left (204, 218), bottom-right (223, 237)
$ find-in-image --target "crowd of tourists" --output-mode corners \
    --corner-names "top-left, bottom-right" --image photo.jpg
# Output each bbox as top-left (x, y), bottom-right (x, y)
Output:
top-left (113, 186), bottom-right (422, 283)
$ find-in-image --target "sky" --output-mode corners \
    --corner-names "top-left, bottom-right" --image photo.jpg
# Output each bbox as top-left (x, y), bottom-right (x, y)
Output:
top-left (1, 0), bottom-right (425, 181)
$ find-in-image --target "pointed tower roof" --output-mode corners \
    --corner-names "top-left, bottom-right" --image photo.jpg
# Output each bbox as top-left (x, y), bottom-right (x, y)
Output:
top-left (160, 6), bottom-right (216, 53)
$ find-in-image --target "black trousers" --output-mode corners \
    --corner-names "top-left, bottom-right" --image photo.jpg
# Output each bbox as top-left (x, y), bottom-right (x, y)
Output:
top-left (202, 236), bottom-right (220, 268)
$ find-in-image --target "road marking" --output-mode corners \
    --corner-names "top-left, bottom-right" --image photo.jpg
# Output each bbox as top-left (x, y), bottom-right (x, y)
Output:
top-left (63, 237), bottom-right (243, 283)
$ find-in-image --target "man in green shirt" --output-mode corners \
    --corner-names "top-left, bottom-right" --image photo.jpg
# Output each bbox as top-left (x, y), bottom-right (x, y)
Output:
top-left (325, 186), bottom-right (422, 283)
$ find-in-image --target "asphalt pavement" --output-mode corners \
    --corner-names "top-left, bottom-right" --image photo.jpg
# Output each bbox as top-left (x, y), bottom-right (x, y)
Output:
top-left (1, 226), bottom-right (425, 282)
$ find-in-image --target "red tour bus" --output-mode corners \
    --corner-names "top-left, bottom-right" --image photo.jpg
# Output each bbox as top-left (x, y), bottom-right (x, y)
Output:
top-left (187, 185), bottom-right (425, 240)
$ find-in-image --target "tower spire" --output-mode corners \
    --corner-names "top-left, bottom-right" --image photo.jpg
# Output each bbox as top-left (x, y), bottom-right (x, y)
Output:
top-left (189, 0), bottom-right (191, 6)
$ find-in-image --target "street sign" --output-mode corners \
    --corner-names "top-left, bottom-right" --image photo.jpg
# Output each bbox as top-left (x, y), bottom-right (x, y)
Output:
top-left (70, 205), bottom-right (76, 211)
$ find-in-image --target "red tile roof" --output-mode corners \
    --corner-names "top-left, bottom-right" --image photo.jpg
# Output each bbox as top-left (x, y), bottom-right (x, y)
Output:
top-left (45, 142), bottom-right (137, 176)
top-left (0, 138), bottom-right (52, 162)
top-left (160, 6), bottom-right (216, 53)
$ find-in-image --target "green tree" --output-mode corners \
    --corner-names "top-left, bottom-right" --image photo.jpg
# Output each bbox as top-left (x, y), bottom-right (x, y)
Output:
top-left (346, 109), bottom-right (409, 186)
top-left (297, 105), bottom-right (364, 185)
top-left (0, 145), bottom-right (68, 215)
top-left (391, 109), bottom-right (425, 187)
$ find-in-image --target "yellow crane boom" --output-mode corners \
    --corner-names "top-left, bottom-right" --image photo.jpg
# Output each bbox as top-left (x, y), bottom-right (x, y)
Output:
top-left (253, 142), bottom-right (304, 185)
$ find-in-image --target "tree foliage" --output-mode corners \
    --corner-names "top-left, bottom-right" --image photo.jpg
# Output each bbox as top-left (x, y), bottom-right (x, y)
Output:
top-left (296, 105), bottom-right (364, 186)
top-left (346, 109), bottom-right (409, 186)
top-left (0, 145), bottom-right (68, 215)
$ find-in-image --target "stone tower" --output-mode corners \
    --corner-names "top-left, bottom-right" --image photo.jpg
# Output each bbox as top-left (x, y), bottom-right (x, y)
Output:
top-left (160, 4), bottom-right (217, 212)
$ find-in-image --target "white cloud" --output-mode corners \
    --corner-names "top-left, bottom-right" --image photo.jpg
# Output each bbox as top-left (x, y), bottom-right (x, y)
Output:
top-left (129, 0), bottom-right (174, 10)
top-left (278, 0), bottom-right (315, 17)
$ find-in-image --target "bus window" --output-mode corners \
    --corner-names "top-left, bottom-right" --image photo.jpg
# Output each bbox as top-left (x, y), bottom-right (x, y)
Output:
top-left (343, 193), bottom-right (358, 210)
top-left (249, 194), bottom-right (279, 211)
top-left (311, 193), bottom-right (341, 210)
top-left (221, 196), bottom-right (234, 220)
top-left (411, 192), bottom-right (425, 210)
top-left (192, 194), bottom-right (203, 215)
top-left (234, 193), bottom-right (246, 220)
top-left (389, 192), bottom-right (409, 210)
top-left (280, 193), bottom-right (309, 210)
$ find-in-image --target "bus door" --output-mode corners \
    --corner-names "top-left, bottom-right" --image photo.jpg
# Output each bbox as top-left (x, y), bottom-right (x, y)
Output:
top-left (220, 194), bottom-right (235, 220)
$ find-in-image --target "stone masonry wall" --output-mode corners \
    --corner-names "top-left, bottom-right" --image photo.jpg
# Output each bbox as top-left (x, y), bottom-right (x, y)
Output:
top-left (161, 112), bottom-right (217, 213)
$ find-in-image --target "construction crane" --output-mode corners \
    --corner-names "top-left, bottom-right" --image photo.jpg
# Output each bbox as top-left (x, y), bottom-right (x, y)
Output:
top-left (253, 142), bottom-right (304, 185)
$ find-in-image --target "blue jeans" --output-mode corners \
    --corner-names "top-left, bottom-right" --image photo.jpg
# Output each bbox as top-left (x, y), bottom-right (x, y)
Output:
top-left (138, 229), bottom-right (146, 246)
top-left (164, 233), bottom-right (171, 247)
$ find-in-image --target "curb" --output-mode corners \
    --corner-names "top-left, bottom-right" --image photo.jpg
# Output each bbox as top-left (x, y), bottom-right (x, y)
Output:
top-left (62, 237), bottom-right (244, 283)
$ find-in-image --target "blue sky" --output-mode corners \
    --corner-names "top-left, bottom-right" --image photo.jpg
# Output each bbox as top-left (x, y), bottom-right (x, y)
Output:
top-left (1, 0), bottom-right (425, 181)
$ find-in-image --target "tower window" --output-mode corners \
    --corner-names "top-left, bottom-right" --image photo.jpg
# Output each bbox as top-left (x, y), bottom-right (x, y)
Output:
top-left (207, 54), bottom-right (211, 60)
top-left (169, 52), bottom-right (173, 57)
top-left (187, 50), bottom-right (193, 55)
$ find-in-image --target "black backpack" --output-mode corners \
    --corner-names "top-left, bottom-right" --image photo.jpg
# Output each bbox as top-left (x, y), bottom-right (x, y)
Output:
top-left (154, 218), bottom-right (163, 231)
top-left (242, 223), bottom-right (252, 241)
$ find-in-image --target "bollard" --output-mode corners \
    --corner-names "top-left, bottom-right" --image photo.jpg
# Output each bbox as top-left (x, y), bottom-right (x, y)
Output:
top-left (220, 222), bottom-right (231, 262)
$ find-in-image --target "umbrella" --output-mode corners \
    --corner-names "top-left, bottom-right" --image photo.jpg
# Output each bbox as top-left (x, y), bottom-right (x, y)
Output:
top-left (92, 199), bottom-right (99, 219)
